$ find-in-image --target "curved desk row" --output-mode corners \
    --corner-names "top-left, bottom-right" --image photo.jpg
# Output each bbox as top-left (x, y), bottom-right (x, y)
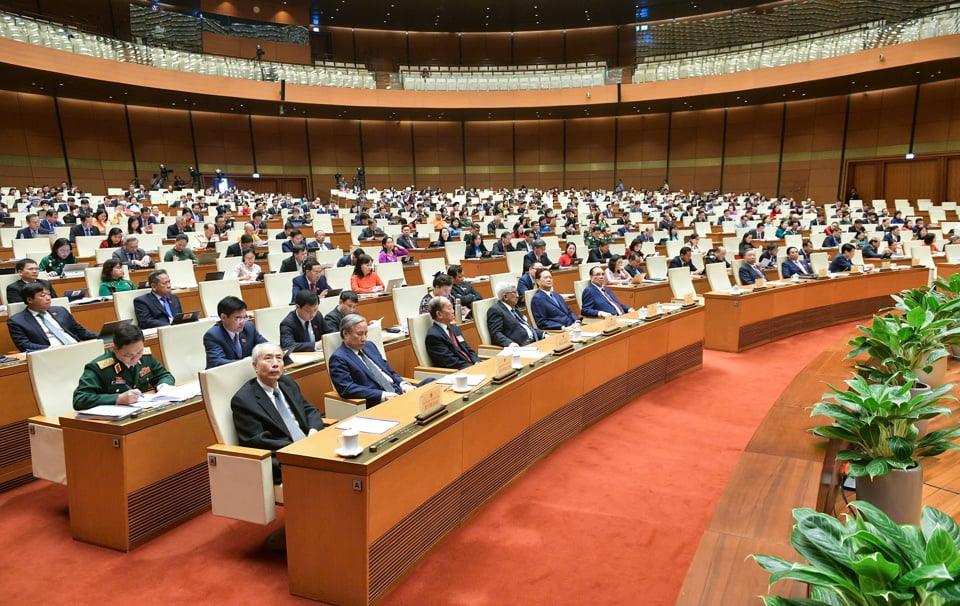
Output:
top-left (277, 306), bottom-right (705, 605)
top-left (703, 267), bottom-right (929, 352)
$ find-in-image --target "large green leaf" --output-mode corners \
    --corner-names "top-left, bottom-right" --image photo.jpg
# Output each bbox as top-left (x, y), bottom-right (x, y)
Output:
top-left (892, 563), bottom-right (953, 589)
top-left (922, 507), bottom-right (960, 548)
top-left (851, 553), bottom-right (900, 593)
top-left (752, 554), bottom-right (796, 574)
top-left (865, 458), bottom-right (892, 479)
top-left (925, 528), bottom-right (959, 566)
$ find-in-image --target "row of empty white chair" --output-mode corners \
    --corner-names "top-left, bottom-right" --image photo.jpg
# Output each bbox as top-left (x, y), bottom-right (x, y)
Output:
top-left (633, 5), bottom-right (960, 84)
top-left (0, 11), bottom-right (376, 89)
top-left (401, 68), bottom-right (606, 91)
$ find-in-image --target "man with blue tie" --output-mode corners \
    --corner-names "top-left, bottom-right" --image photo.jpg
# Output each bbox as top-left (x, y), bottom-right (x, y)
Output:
top-left (328, 313), bottom-right (414, 407)
top-left (781, 246), bottom-right (812, 279)
top-left (16, 213), bottom-right (51, 239)
top-left (486, 282), bottom-right (545, 347)
top-left (133, 270), bottom-right (184, 328)
top-left (580, 266), bottom-right (630, 318)
top-left (203, 296), bottom-right (268, 368)
top-left (738, 248), bottom-right (767, 285)
top-left (68, 213), bottom-right (100, 242)
top-left (290, 260), bottom-right (331, 303)
top-left (530, 268), bottom-right (580, 329)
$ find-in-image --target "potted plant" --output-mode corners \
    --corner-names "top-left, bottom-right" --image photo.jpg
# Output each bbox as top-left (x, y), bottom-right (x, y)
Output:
top-left (847, 305), bottom-right (960, 388)
top-left (811, 374), bottom-right (959, 524)
top-left (931, 273), bottom-right (960, 359)
top-left (751, 501), bottom-right (960, 605)
top-left (890, 284), bottom-right (960, 375)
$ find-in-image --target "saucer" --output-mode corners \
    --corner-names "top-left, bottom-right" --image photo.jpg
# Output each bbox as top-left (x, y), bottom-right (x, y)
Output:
top-left (335, 446), bottom-right (364, 458)
top-left (451, 385), bottom-right (472, 393)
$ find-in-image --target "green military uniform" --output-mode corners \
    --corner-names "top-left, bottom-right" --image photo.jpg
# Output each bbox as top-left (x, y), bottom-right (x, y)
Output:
top-left (163, 248), bottom-right (198, 264)
top-left (72, 348), bottom-right (175, 410)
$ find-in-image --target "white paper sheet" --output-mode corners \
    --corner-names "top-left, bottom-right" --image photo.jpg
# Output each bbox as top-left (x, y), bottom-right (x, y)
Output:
top-left (334, 417), bottom-right (400, 435)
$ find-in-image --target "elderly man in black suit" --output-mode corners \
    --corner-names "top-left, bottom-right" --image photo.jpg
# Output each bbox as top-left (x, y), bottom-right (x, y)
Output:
top-left (231, 342), bottom-right (325, 484)
top-left (7, 283), bottom-right (98, 351)
top-left (425, 296), bottom-right (480, 370)
top-left (486, 282), bottom-right (544, 348)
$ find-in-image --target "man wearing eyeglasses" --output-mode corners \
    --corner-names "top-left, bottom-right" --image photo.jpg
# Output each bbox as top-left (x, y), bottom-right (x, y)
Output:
top-left (202, 295), bottom-right (268, 368)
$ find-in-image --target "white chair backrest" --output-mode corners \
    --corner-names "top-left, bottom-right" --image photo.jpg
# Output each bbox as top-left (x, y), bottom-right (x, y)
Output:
top-left (12, 237), bottom-right (52, 260)
top-left (912, 245), bottom-right (935, 269)
top-left (267, 253), bottom-right (287, 272)
top-left (199, 278), bottom-right (242, 317)
top-left (199, 358), bottom-right (258, 445)
top-left (505, 250), bottom-right (526, 275)
top-left (95, 247), bottom-right (116, 264)
top-left (0, 273), bottom-right (21, 305)
top-left (668, 266), bottom-right (695, 300)
top-left (251, 305), bottom-right (293, 347)
top-left (944, 244), bottom-right (960, 264)
top-left (472, 297), bottom-right (498, 345)
top-left (215, 240), bottom-right (232, 258)
top-left (84, 265), bottom-right (131, 296)
top-left (392, 284), bottom-right (428, 330)
top-left (315, 248), bottom-right (344, 266)
top-left (573, 279), bottom-right (590, 308)
top-left (75, 235), bottom-right (104, 258)
top-left (665, 240), bottom-right (682, 258)
top-left (376, 260), bottom-right (405, 285)
top-left (324, 266), bottom-right (354, 290)
top-left (267, 240), bottom-right (285, 255)
top-left (579, 263), bottom-right (602, 280)
top-left (646, 256), bottom-right (668, 280)
top-left (406, 312), bottom-right (435, 367)
top-left (706, 262), bottom-right (731, 291)
top-left (157, 318), bottom-right (218, 383)
top-left (784, 234), bottom-right (803, 250)
top-left (28, 339), bottom-right (106, 418)
top-left (523, 289), bottom-right (541, 330)
top-left (156, 260), bottom-right (197, 289)
top-left (444, 240), bottom-right (466, 265)
top-left (0, 226), bottom-right (20, 247)
top-left (317, 293), bottom-right (340, 316)
top-left (489, 272), bottom-right (516, 298)
top-left (113, 287), bottom-right (151, 324)
top-left (418, 256), bottom-right (447, 285)
top-left (264, 271), bottom-right (298, 307)
top-left (731, 259), bottom-right (745, 286)
top-left (810, 252), bottom-right (830, 274)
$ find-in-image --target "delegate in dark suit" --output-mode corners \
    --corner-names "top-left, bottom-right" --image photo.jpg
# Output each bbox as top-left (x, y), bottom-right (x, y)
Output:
top-left (6, 279), bottom-right (57, 304)
top-left (781, 258), bottom-right (811, 279)
top-left (738, 263), bottom-right (766, 285)
top-left (829, 254), bottom-right (854, 273)
top-left (328, 341), bottom-right (406, 406)
top-left (133, 292), bottom-right (183, 328)
top-left (522, 251), bottom-right (551, 273)
top-left (279, 309), bottom-right (325, 352)
top-left (425, 322), bottom-right (480, 370)
top-left (203, 322), bottom-right (268, 368)
top-left (68, 224), bottom-right (101, 242)
top-left (530, 289), bottom-right (579, 329)
top-left (322, 307), bottom-right (345, 335)
top-left (225, 242), bottom-right (243, 257)
top-left (7, 307), bottom-right (99, 352)
top-left (231, 375), bottom-right (324, 483)
top-left (396, 235), bottom-right (418, 250)
top-left (491, 240), bottom-right (514, 255)
top-left (290, 274), bottom-right (331, 304)
top-left (580, 284), bottom-right (627, 317)
top-left (486, 301), bottom-right (543, 347)
top-left (16, 226), bottom-right (51, 239)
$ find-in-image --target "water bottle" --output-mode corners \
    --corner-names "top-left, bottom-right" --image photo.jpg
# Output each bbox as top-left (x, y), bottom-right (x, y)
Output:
top-left (454, 298), bottom-right (462, 322)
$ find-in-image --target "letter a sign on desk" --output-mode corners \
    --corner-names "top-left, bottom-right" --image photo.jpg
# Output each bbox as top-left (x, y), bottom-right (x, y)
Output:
top-left (418, 383), bottom-right (442, 415)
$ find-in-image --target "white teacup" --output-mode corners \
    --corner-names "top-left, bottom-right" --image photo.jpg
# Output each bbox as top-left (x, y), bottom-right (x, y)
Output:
top-left (454, 372), bottom-right (469, 390)
top-left (339, 429), bottom-right (360, 453)
top-left (571, 327), bottom-right (582, 341)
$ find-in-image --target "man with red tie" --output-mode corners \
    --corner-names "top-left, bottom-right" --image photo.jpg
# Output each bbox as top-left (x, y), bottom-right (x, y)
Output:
top-left (580, 266), bottom-right (631, 318)
top-left (424, 296), bottom-right (480, 370)
top-left (290, 260), bottom-right (331, 304)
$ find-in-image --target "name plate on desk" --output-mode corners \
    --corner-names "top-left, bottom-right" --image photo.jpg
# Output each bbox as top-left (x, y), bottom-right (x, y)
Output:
top-left (645, 303), bottom-right (660, 318)
top-left (818, 268), bottom-right (828, 277)
top-left (881, 261), bottom-right (891, 270)
top-left (494, 354), bottom-right (511, 375)
top-left (418, 383), bottom-right (442, 415)
top-left (683, 292), bottom-right (695, 304)
top-left (604, 315), bottom-right (617, 331)
top-left (555, 330), bottom-right (571, 348)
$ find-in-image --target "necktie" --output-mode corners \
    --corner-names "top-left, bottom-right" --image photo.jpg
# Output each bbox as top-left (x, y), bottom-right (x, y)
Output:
top-left (31, 230), bottom-right (37, 238)
top-left (160, 296), bottom-right (173, 320)
top-left (304, 320), bottom-right (313, 342)
top-left (39, 312), bottom-right (74, 345)
top-left (548, 292), bottom-right (565, 310)
top-left (359, 350), bottom-right (396, 393)
top-left (447, 326), bottom-right (472, 362)
top-left (233, 333), bottom-right (242, 358)
top-left (511, 307), bottom-right (535, 341)
top-left (272, 388), bottom-right (306, 441)
top-left (598, 287), bottom-right (623, 314)
top-left (84, 228), bottom-right (90, 236)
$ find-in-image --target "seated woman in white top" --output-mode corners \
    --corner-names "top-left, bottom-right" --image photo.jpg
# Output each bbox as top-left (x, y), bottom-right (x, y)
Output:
top-left (604, 255), bottom-right (631, 285)
top-left (233, 247), bottom-right (262, 282)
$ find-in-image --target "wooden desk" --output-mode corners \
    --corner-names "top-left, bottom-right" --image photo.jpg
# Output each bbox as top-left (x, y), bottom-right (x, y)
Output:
top-left (460, 257), bottom-right (508, 278)
top-left (702, 268), bottom-right (928, 352)
top-left (0, 359), bottom-right (37, 492)
top-left (277, 306), bottom-right (705, 605)
top-left (610, 276), bottom-right (712, 309)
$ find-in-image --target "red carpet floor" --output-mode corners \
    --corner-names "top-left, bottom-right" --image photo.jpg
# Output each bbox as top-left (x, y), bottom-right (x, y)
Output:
top-left (0, 322), bottom-right (858, 605)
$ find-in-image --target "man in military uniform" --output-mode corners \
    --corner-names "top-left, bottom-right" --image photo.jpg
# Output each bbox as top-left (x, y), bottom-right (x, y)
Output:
top-left (73, 323), bottom-right (175, 410)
